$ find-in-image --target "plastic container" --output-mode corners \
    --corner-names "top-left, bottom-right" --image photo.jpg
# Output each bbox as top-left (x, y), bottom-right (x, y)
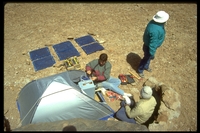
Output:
top-left (78, 79), bottom-right (96, 99)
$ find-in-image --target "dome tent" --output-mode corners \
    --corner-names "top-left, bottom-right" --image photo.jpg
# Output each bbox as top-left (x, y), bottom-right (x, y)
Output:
top-left (16, 70), bottom-right (114, 127)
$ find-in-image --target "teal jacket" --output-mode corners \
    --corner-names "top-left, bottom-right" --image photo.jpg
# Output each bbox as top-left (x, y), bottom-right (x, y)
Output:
top-left (143, 20), bottom-right (166, 56)
top-left (86, 59), bottom-right (111, 82)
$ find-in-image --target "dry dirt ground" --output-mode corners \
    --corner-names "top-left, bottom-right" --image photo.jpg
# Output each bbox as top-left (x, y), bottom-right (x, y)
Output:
top-left (4, 3), bottom-right (197, 131)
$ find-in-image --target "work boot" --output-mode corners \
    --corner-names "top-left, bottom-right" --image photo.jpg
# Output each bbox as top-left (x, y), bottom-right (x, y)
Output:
top-left (145, 68), bottom-right (152, 72)
top-left (138, 73), bottom-right (144, 78)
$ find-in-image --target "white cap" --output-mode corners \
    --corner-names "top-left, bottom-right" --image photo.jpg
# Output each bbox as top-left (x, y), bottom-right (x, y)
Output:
top-left (141, 86), bottom-right (152, 99)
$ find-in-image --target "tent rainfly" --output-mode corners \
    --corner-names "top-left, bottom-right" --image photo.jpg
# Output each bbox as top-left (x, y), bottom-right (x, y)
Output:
top-left (16, 70), bottom-right (115, 127)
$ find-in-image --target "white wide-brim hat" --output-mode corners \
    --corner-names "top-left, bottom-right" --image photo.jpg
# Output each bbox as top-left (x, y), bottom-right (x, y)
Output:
top-left (153, 11), bottom-right (169, 23)
top-left (141, 86), bottom-right (153, 99)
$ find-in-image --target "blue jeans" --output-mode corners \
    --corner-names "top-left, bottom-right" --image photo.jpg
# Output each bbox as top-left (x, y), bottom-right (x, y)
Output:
top-left (138, 44), bottom-right (154, 73)
top-left (115, 100), bottom-right (137, 124)
top-left (97, 76), bottom-right (124, 95)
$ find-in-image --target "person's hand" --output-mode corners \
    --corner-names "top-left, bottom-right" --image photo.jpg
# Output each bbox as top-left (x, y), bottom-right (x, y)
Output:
top-left (123, 95), bottom-right (131, 105)
top-left (87, 70), bottom-right (92, 75)
top-left (91, 76), bottom-right (97, 81)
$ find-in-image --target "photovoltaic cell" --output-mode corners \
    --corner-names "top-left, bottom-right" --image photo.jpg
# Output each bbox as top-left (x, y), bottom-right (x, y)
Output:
top-left (29, 47), bottom-right (55, 71)
top-left (29, 47), bottom-right (51, 61)
top-left (75, 35), bottom-right (105, 55)
top-left (81, 42), bottom-right (105, 55)
top-left (32, 56), bottom-right (56, 71)
top-left (29, 35), bottom-right (104, 71)
top-left (53, 41), bottom-right (80, 61)
top-left (74, 35), bottom-right (96, 46)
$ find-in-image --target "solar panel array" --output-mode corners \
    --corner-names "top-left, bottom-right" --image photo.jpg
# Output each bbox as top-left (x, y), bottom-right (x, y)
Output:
top-left (29, 35), bottom-right (104, 71)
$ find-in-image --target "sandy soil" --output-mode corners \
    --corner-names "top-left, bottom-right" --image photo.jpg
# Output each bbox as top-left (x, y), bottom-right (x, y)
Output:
top-left (4, 3), bottom-right (197, 131)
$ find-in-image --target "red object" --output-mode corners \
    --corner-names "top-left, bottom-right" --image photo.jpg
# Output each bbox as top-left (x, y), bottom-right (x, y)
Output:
top-left (106, 91), bottom-right (123, 102)
top-left (119, 74), bottom-right (127, 83)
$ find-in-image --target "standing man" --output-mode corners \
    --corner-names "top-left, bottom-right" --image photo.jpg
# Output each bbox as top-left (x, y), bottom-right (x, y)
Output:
top-left (137, 11), bottom-right (169, 78)
top-left (85, 53), bottom-right (132, 97)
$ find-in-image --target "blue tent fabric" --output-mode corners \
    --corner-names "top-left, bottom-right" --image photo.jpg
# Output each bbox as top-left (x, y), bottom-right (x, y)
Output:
top-left (75, 35), bottom-right (104, 55)
top-left (53, 41), bottom-right (80, 61)
top-left (29, 47), bottom-right (55, 71)
top-left (81, 42), bottom-right (105, 55)
top-left (16, 70), bottom-right (114, 126)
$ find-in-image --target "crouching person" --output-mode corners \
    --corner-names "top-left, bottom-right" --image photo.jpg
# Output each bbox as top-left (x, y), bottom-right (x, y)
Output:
top-left (114, 86), bottom-right (157, 125)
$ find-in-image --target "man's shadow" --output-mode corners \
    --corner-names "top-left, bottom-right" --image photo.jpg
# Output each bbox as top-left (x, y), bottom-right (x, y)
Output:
top-left (126, 52), bottom-right (141, 72)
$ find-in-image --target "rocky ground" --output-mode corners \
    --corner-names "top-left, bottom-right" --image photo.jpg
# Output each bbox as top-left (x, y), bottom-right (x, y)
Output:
top-left (4, 3), bottom-right (197, 131)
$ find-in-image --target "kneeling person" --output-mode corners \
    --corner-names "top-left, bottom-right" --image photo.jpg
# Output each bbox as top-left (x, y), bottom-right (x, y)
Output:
top-left (115, 86), bottom-right (157, 124)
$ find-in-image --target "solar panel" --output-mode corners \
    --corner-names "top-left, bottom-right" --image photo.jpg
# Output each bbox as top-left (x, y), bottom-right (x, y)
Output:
top-left (74, 35), bottom-right (96, 46)
top-left (53, 41), bottom-right (80, 60)
top-left (75, 35), bottom-right (105, 55)
top-left (29, 47), bottom-right (55, 71)
top-left (29, 47), bottom-right (51, 61)
top-left (28, 35), bottom-right (104, 71)
top-left (32, 56), bottom-right (56, 71)
top-left (81, 42), bottom-right (105, 55)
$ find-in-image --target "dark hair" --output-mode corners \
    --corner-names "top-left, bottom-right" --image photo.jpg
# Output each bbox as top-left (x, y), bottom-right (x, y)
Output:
top-left (99, 53), bottom-right (108, 62)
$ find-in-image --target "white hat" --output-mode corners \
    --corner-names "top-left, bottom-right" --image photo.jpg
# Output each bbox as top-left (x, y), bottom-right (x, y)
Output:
top-left (141, 86), bottom-right (152, 99)
top-left (153, 11), bottom-right (169, 23)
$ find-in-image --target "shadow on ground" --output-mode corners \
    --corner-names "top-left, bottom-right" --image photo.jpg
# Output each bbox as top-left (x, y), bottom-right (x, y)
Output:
top-left (126, 52), bottom-right (141, 72)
